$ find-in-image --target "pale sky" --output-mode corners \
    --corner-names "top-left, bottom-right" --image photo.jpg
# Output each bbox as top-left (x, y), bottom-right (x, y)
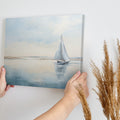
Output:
top-left (5, 14), bottom-right (83, 57)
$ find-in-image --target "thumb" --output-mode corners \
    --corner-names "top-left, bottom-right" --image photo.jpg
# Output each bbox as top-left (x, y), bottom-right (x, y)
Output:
top-left (0, 67), bottom-right (6, 79)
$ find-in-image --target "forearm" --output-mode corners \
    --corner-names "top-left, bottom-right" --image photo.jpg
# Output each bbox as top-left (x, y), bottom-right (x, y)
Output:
top-left (35, 96), bottom-right (77, 120)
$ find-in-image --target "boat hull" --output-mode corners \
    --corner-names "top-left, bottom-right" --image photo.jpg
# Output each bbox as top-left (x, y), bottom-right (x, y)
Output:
top-left (57, 60), bottom-right (70, 65)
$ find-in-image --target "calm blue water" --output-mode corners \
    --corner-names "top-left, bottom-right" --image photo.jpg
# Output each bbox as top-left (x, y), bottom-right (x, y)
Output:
top-left (5, 59), bottom-right (82, 89)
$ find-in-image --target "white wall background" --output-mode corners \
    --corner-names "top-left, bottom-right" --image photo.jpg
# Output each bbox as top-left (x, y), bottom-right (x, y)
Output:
top-left (0, 0), bottom-right (120, 120)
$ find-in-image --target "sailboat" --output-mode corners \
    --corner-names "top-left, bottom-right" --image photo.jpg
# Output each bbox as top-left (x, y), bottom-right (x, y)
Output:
top-left (54, 35), bottom-right (70, 64)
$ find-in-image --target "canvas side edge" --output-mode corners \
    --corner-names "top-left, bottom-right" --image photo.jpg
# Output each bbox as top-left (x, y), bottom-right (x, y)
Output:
top-left (0, 18), bottom-right (5, 67)
top-left (80, 15), bottom-right (85, 73)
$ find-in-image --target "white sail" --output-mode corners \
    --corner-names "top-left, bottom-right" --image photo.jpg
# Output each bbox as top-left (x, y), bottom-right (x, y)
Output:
top-left (54, 35), bottom-right (70, 63)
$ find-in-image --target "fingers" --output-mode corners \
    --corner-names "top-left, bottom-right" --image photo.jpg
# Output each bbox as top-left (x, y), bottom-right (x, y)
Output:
top-left (77, 72), bottom-right (87, 82)
top-left (73, 72), bottom-right (87, 89)
top-left (0, 66), bottom-right (14, 97)
top-left (0, 66), bottom-right (3, 78)
top-left (5, 85), bottom-right (10, 91)
top-left (0, 66), bottom-right (14, 87)
top-left (5, 85), bottom-right (14, 92)
top-left (10, 85), bottom-right (14, 87)
top-left (0, 85), bottom-right (14, 97)
top-left (0, 67), bottom-right (6, 79)
top-left (79, 72), bottom-right (87, 79)
top-left (0, 91), bottom-right (6, 97)
top-left (70, 71), bottom-right (81, 82)
top-left (0, 66), bottom-right (2, 74)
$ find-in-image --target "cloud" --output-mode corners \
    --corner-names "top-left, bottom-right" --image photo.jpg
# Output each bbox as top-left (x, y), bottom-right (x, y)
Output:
top-left (5, 14), bottom-right (83, 57)
top-left (5, 41), bottom-right (58, 57)
top-left (52, 15), bottom-right (83, 35)
top-left (5, 36), bottom-right (82, 57)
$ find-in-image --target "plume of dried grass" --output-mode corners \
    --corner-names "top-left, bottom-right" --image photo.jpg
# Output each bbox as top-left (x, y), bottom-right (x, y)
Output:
top-left (76, 84), bottom-right (91, 120)
top-left (91, 40), bottom-right (120, 120)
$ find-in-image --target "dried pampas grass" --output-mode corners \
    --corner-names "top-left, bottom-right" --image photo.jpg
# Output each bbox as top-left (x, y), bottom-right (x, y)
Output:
top-left (91, 40), bottom-right (120, 120)
top-left (76, 40), bottom-right (120, 120)
top-left (76, 84), bottom-right (91, 120)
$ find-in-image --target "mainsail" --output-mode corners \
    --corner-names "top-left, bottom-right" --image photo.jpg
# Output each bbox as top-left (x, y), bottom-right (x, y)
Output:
top-left (54, 35), bottom-right (70, 64)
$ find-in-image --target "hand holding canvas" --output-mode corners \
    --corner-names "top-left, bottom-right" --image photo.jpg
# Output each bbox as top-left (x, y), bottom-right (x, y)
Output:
top-left (64, 71), bottom-right (89, 106)
top-left (35, 71), bottom-right (89, 120)
top-left (0, 66), bottom-right (14, 97)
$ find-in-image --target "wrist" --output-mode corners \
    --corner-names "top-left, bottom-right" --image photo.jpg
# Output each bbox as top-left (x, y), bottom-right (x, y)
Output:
top-left (62, 95), bottom-right (80, 109)
top-left (56, 96), bottom-right (76, 116)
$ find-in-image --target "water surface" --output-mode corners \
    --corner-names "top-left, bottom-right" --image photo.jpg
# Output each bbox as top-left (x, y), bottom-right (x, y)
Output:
top-left (5, 59), bottom-right (82, 89)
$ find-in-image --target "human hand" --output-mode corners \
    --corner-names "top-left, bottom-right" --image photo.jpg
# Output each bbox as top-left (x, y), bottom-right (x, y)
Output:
top-left (0, 66), bottom-right (14, 97)
top-left (35, 72), bottom-right (89, 120)
top-left (64, 71), bottom-right (89, 107)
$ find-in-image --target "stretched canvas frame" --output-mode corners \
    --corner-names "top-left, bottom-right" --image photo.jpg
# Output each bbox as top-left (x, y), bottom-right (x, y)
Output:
top-left (4, 14), bottom-right (84, 89)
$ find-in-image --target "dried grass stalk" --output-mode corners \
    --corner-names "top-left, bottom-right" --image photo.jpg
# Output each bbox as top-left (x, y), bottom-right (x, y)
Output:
top-left (91, 40), bottom-right (120, 120)
top-left (117, 40), bottom-right (120, 103)
top-left (76, 84), bottom-right (91, 120)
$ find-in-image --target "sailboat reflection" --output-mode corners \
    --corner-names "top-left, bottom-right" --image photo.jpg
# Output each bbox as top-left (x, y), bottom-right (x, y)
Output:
top-left (54, 35), bottom-right (69, 80)
top-left (54, 62), bottom-right (69, 80)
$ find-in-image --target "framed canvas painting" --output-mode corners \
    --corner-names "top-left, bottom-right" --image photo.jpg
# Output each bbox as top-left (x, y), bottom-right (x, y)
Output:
top-left (4, 14), bottom-right (84, 89)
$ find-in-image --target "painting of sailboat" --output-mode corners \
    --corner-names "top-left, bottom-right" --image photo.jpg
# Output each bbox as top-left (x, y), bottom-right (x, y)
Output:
top-left (55, 35), bottom-right (70, 65)
top-left (4, 14), bottom-right (84, 89)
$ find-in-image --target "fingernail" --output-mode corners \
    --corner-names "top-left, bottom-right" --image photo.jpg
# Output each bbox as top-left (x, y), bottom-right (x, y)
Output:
top-left (77, 71), bottom-right (80, 75)
top-left (10, 85), bottom-right (14, 87)
top-left (2, 67), bottom-right (5, 71)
